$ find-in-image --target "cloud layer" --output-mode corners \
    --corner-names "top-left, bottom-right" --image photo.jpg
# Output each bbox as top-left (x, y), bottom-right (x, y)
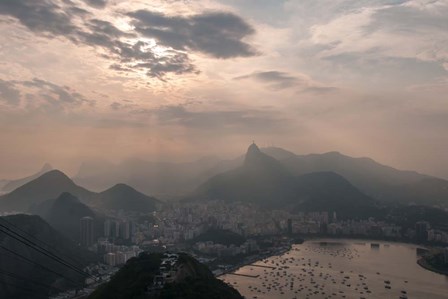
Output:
top-left (0, 0), bottom-right (448, 180)
top-left (0, 0), bottom-right (257, 78)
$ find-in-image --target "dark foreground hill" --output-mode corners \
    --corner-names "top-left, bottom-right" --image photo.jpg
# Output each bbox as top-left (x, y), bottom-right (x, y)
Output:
top-left (88, 252), bottom-right (243, 299)
top-left (0, 214), bottom-right (96, 299)
top-left (196, 143), bottom-right (377, 218)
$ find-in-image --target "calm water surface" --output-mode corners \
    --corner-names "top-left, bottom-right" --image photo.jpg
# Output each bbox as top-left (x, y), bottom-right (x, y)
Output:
top-left (220, 239), bottom-right (448, 299)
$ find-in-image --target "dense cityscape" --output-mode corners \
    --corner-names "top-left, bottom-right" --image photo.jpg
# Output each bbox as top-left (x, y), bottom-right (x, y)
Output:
top-left (39, 198), bottom-right (445, 298)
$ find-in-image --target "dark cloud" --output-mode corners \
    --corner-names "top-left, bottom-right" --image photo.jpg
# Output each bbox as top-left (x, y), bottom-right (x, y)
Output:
top-left (128, 10), bottom-right (257, 58)
top-left (303, 86), bottom-right (339, 94)
top-left (0, 1), bottom-right (196, 78)
top-left (132, 104), bottom-right (287, 133)
top-left (110, 102), bottom-right (122, 110)
top-left (235, 71), bottom-right (303, 89)
top-left (83, 0), bottom-right (107, 9)
top-left (0, 79), bottom-right (21, 105)
top-left (22, 78), bottom-right (90, 105)
top-left (0, 1), bottom-right (256, 78)
top-left (0, 0), bottom-right (77, 36)
top-left (110, 40), bottom-right (197, 78)
top-left (235, 70), bottom-right (338, 93)
top-left (67, 6), bottom-right (91, 17)
top-left (0, 78), bottom-right (93, 110)
top-left (86, 19), bottom-right (131, 38)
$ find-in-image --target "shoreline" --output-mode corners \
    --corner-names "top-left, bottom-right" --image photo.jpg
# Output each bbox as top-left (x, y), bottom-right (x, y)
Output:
top-left (216, 245), bottom-right (292, 277)
top-left (300, 233), bottom-right (445, 249)
top-left (417, 258), bottom-right (448, 276)
top-left (218, 237), bottom-right (448, 278)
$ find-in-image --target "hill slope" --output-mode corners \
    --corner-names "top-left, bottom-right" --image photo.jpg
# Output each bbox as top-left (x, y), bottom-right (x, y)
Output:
top-left (74, 157), bottom-right (225, 197)
top-left (263, 148), bottom-right (448, 205)
top-left (0, 214), bottom-right (95, 299)
top-left (94, 184), bottom-right (160, 212)
top-left (31, 192), bottom-right (97, 241)
top-left (2, 163), bottom-right (53, 193)
top-left (196, 144), bottom-right (376, 218)
top-left (88, 252), bottom-right (243, 299)
top-left (0, 171), bottom-right (161, 213)
top-left (0, 170), bottom-right (94, 212)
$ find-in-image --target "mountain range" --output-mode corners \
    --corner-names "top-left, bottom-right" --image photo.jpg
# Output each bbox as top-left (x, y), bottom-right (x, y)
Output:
top-left (71, 146), bottom-right (448, 206)
top-left (0, 170), bottom-right (160, 213)
top-left (0, 170), bottom-right (93, 212)
top-left (73, 156), bottom-right (226, 197)
top-left (262, 147), bottom-right (448, 206)
top-left (1, 163), bottom-right (53, 193)
top-left (2, 144), bottom-right (447, 210)
top-left (195, 143), bottom-right (378, 218)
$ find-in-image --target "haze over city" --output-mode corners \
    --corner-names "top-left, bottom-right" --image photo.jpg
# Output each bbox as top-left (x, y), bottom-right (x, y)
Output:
top-left (1, 1), bottom-right (448, 299)
top-left (1, 0), bottom-right (448, 179)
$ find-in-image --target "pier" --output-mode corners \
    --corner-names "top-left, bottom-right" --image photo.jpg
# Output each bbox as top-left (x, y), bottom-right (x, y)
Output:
top-left (227, 273), bottom-right (260, 278)
top-left (251, 264), bottom-right (276, 269)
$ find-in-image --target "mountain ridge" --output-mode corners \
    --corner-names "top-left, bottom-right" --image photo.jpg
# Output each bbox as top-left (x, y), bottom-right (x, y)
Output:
top-left (31, 192), bottom-right (98, 242)
top-left (0, 170), bottom-right (160, 213)
top-left (194, 144), bottom-right (377, 218)
top-left (2, 163), bottom-right (53, 192)
top-left (0, 170), bottom-right (94, 211)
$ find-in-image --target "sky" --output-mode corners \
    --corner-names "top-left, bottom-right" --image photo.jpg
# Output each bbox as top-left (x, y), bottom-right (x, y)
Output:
top-left (0, 0), bottom-right (447, 179)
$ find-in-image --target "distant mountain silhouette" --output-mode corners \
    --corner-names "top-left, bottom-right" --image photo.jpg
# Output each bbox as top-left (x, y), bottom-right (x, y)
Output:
top-left (0, 170), bottom-right (161, 213)
top-left (94, 183), bottom-right (160, 212)
top-left (383, 177), bottom-right (448, 205)
top-left (72, 145), bottom-right (448, 206)
top-left (196, 144), bottom-right (376, 218)
top-left (2, 163), bottom-right (53, 192)
top-left (262, 147), bottom-right (448, 205)
top-left (0, 179), bottom-right (8, 193)
top-left (73, 156), bottom-right (228, 198)
top-left (0, 214), bottom-right (96, 299)
top-left (0, 170), bottom-right (94, 212)
top-left (31, 192), bottom-right (97, 241)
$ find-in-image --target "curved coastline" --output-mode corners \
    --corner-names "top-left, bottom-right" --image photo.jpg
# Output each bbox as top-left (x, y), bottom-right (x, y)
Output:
top-left (219, 237), bottom-right (448, 278)
top-left (216, 245), bottom-right (292, 277)
top-left (417, 257), bottom-right (448, 276)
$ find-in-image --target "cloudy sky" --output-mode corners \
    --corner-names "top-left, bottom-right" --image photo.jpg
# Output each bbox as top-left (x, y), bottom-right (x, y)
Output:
top-left (0, 0), bottom-right (447, 179)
